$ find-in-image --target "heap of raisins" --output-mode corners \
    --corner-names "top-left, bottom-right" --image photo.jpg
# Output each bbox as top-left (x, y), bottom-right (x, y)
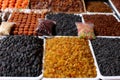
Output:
top-left (46, 13), bottom-right (82, 36)
top-left (91, 38), bottom-right (120, 76)
top-left (0, 35), bottom-right (43, 77)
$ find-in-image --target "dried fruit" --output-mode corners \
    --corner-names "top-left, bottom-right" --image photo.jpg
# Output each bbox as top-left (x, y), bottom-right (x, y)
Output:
top-left (0, 35), bottom-right (43, 77)
top-left (8, 11), bottom-right (48, 35)
top-left (91, 38), bottom-right (120, 76)
top-left (30, 0), bottom-right (86, 13)
top-left (85, 1), bottom-right (112, 12)
top-left (0, 0), bottom-right (29, 10)
top-left (44, 37), bottom-right (97, 78)
top-left (47, 13), bottom-right (82, 36)
top-left (83, 14), bottom-right (120, 36)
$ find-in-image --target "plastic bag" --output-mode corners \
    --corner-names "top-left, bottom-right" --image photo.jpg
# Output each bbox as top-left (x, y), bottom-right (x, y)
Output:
top-left (0, 22), bottom-right (15, 36)
top-left (75, 22), bottom-right (95, 39)
top-left (36, 19), bottom-right (56, 36)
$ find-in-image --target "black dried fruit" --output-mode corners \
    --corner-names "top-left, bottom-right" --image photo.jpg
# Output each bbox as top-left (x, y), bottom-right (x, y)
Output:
top-left (91, 38), bottom-right (120, 76)
top-left (46, 13), bottom-right (82, 36)
top-left (0, 35), bottom-right (43, 77)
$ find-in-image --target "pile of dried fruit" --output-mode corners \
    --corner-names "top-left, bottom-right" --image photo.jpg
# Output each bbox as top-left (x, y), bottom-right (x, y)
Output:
top-left (86, 1), bottom-right (112, 12)
top-left (83, 14), bottom-right (120, 36)
top-left (0, 0), bottom-right (29, 10)
top-left (44, 37), bottom-right (97, 78)
top-left (30, 0), bottom-right (50, 10)
top-left (51, 0), bottom-right (85, 13)
top-left (91, 38), bottom-right (120, 76)
top-left (8, 11), bottom-right (48, 35)
top-left (30, 0), bottom-right (85, 13)
top-left (46, 13), bottom-right (82, 36)
top-left (0, 35), bottom-right (43, 76)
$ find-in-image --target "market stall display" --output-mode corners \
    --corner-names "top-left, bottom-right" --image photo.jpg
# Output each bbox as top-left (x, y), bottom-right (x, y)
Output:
top-left (44, 37), bottom-right (97, 78)
top-left (0, 0), bottom-right (120, 80)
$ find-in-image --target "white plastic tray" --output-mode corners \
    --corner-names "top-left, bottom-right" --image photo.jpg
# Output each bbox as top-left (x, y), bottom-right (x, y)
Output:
top-left (90, 36), bottom-right (120, 80)
top-left (42, 36), bottom-right (101, 80)
top-left (0, 36), bottom-right (43, 80)
top-left (0, 75), bottom-right (43, 80)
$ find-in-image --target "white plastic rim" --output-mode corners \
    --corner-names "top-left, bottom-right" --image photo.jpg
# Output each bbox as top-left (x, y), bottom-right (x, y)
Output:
top-left (43, 78), bottom-right (100, 80)
top-left (0, 74), bottom-right (43, 80)
top-left (88, 40), bottom-right (101, 78)
top-left (97, 36), bottom-right (120, 38)
top-left (109, 0), bottom-right (120, 18)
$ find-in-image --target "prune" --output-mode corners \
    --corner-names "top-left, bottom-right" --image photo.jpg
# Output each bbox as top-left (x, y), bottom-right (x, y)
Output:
top-left (0, 35), bottom-right (43, 77)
